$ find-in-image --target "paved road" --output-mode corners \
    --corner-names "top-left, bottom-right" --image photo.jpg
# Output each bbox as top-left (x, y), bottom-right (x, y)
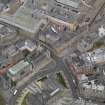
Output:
top-left (8, 55), bottom-right (78, 105)
top-left (8, 57), bottom-right (62, 105)
top-left (53, 55), bottom-right (78, 98)
top-left (7, 40), bottom-right (78, 105)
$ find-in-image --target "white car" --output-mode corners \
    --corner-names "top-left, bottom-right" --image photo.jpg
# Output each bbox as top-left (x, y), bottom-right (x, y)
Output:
top-left (13, 89), bottom-right (18, 95)
top-left (11, 88), bottom-right (18, 95)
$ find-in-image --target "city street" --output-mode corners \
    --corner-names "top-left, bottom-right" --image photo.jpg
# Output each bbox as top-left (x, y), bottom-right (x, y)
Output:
top-left (7, 53), bottom-right (78, 105)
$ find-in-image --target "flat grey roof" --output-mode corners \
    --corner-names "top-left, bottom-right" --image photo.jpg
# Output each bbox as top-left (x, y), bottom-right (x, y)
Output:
top-left (9, 60), bottom-right (29, 75)
top-left (56, 0), bottom-right (80, 8)
top-left (0, 0), bottom-right (45, 34)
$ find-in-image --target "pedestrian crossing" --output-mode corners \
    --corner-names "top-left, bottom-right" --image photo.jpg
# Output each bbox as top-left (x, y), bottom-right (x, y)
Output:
top-left (15, 81), bottom-right (42, 105)
top-left (27, 81), bottom-right (42, 94)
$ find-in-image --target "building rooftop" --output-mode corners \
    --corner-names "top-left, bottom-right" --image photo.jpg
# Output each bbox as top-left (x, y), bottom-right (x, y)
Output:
top-left (8, 60), bottom-right (29, 76)
top-left (77, 32), bottom-right (101, 52)
top-left (39, 23), bottom-right (77, 55)
top-left (0, 0), bottom-right (46, 34)
top-left (6, 45), bottom-right (19, 56)
top-left (0, 55), bottom-right (8, 68)
top-left (16, 39), bottom-right (37, 52)
top-left (82, 48), bottom-right (105, 64)
top-left (47, 0), bottom-right (80, 23)
top-left (55, 0), bottom-right (81, 8)
top-left (0, 24), bottom-right (17, 39)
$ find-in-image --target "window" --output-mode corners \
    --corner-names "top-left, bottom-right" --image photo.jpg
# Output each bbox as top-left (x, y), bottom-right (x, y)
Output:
top-left (72, 9), bottom-right (79, 13)
top-left (20, 71), bottom-right (25, 75)
top-left (56, 4), bottom-right (62, 7)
